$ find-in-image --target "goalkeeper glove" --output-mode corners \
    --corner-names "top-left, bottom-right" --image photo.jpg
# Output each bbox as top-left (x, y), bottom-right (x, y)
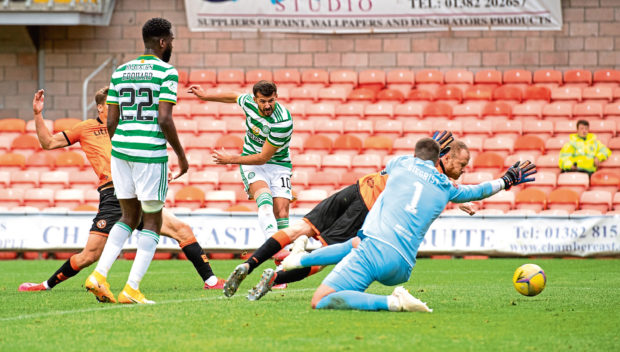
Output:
top-left (501, 160), bottom-right (537, 190)
top-left (432, 130), bottom-right (454, 157)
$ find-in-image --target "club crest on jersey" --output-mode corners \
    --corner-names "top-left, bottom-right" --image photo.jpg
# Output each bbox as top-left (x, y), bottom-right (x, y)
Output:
top-left (262, 125), bottom-right (271, 134)
top-left (248, 172), bottom-right (255, 179)
top-left (96, 220), bottom-right (107, 229)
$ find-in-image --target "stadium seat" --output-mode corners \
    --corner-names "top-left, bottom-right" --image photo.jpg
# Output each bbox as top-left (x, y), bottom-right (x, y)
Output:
top-left (54, 189), bottom-right (85, 209)
top-left (564, 69), bottom-right (592, 87)
top-left (25, 119), bottom-right (53, 134)
top-left (514, 135), bottom-right (545, 156)
top-left (317, 87), bottom-right (348, 103)
top-left (0, 118), bottom-right (26, 134)
top-left (358, 70), bottom-right (386, 92)
top-left (191, 103), bottom-right (220, 119)
top-left (177, 69), bottom-right (189, 86)
top-left (503, 69), bottom-right (532, 88)
top-left (461, 118), bottom-right (492, 137)
top-left (431, 119), bottom-right (462, 137)
top-left (188, 171), bottom-right (219, 192)
top-left (525, 171), bottom-right (557, 194)
top-left (295, 189), bottom-right (328, 208)
top-left (303, 135), bottom-right (333, 155)
top-left (376, 89), bottom-right (405, 103)
top-left (472, 152), bottom-right (504, 172)
top-left (402, 119), bottom-right (433, 137)
top-left (291, 153), bottom-right (321, 172)
top-left (195, 118), bottom-right (226, 139)
top-left (290, 86), bottom-right (318, 102)
top-left (463, 86), bottom-right (494, 101)
top-left (406, 89), bottom-right (434, 102)
top-left (444, 69), bottom-right (474, 91)
top-left (482, 102), bottom-right (512, 120)
top-left (307, 104), bottom-right (337, 121)
top-left (394, 102), bottom-right (425, 120)
top-left (582, 87), bottom-right (613, 103)
top-left (364, 103), bottom-right (394, 120)
top-left (557, 172), bottom-right (590, 195)
top-left (347, 88), bottom-right (376, 103)
top-left (173, 186), bottom-right (204, 210)
top-left (54, 151), bottom-right (85, 170)
top-left (291, 169), bottom-right (310, 189)
top-left (386, 69), bottom-right (414, 95)
top-left (512, 102), bottom-right (543, 120)
top-left (483, 190), bottom-right (514, 212)
top-left (522, 120), bottom-right (554, 139)
top-left (25, 151), bottom-right (56, 171)
top-left (590, 170), bottom-right (620, 193)
top-left (287, 101), bottom-right (309, 119)
top-left (482, 136), bottom-right (514, 156)
top-left (53, 118), bottom-right (81, 134)
top-left (0, 188), bottom-right (24, 208)
top-left (39, 170), bottom-right (69, 190)
top-left (554, 120), bottom-right (577, 136)
top-left (321, 154), bottom-right (352, 173)
top-left (11, 134), bottom-right (41, 152)
top-left (547, 188), bottom-right (580, 212)
top-left (392, 136), bottom-right (422, 154)
top-left (363, 136), bottom-right (392, 156)
top-left (515, 188), bottom-right (547, 212)
top-left (545, 136), bottom-right (571, 153)
top-left (0, 152), bottom-right (26, 170)
top-left (189, 70), bottom-right (216, 85)
top-left (217, 69), bottom-right (245, 86)
top-left (245, 69), bottom-right (273, 85)
top-left (551, 86), bottom-right (582, 102)
top-left (593, 69), bottom-right (620, 88)
top-left (535, 154), bottom-right (560, 175)
top-left (492, 86), bottom-right (522, 105)
top-left (459, 135), bottom-right (484, 152)
top-left (274, 69), bottom-right (301, 87)
top-left (301, 69), bottom-right (329, 88)
top-left (293, 119), bottom-right (314, 138)
top-left (414, 69), bottom-right (443, 94)
top-left (422, 102), bottom-right (452, 119)
top-left (23, 188), bottom-right (54, 209)
top-left (452, 102), bottom-right (482, 119)
top-left (351, 154), bottom-right (382, 174)
top-left (523, 86), bottom-right (551, 102)
top-left (335, 102), bottom-right (365, 120)
top-left (175, 119), bottom-right (198, 135)
top-left (474, 70), bottom-right (502, 87)
top-left (342, 120), bottom-right (373, 141)
top-left (215, 135), bottom-right (244, 153)
top-left (580, 190), bottom-right (612, 213)
top-left (542, 102), bottom-right (573, 121)
top-left (533, 69), bottom-right (563, 89)
top-left (312, 119), bottom-right (343, 140)
top-left (329, 70), bottom-right (357, 89)
top-left (308, 170), bottom-right (341, 192)
top-left (374, 119), bottom-right (403, 139)
top-left (461, 171), bottom-right (493, 185)
top-left (10, 170), bottom-right (39, 189)
top-left (0, 134), bottom-right (13, 153)
top-left (601, 154), bottom-right (620, 172)
top-left (0, 170), bottom-right (9, 188)
top-left (573, 102), bottom-right (604, 119)
top-left (204, 190), bottom-right (236, 210)
top-left (173, 103), bottom-right (192, 119)
top-left (434, 86), bottom-right (463, 105)
top-left (68, 169), bottom-right (98, 190)
top-left (491, 119), bottom-right (522, 139)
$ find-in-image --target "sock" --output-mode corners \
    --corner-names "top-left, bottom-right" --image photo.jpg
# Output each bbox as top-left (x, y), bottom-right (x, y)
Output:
top-left (245, 230), bottom-right (290, 274)
top-left (273, 266), bottom-right (318, 285)
top-left (315, 291), bottom-right (389, 311)
top-left (276, 217), bottom-right (289, 230)
top-left (95, 222), bottom-right (132, 277)
top-left (256, 193), bottom-right (277, 237)
top-left (127, 230), bottom-right (159, 290)
top-left (205, 275), bottom-right (218, 286)
top-left (300, 238), bottom-right (354, 267)
top-left (180, 240), bottom-right (215, 282)
top-left (46, 255), bottom-right (80, 289)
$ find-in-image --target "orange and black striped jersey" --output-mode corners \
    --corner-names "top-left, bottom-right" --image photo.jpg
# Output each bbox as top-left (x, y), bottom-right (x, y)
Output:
top-left (62, 118), bottom-right (112, 190)
top-left (357, 171), bottom-right (389, 210)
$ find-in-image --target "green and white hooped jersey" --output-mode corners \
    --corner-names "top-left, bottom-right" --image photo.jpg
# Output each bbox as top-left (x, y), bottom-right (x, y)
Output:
top-left (107, 54), bottom-right (178, 163)
top-left (237, 94), bottom-right (293, 168)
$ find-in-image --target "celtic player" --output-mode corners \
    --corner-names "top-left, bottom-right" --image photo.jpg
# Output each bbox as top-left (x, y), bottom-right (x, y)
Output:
top-left (188, 81), bottom-right (293, 297)
top-left (85, 17), bottom-right (188, 304)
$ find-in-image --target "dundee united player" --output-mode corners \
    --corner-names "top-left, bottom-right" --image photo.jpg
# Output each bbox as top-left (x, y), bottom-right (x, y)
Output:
top-left (84, 17), bottom-right (189, 304)
top-left (188, 81), bottom-right (294, 297)
top-left (18, 87), bottom-right (223, 294)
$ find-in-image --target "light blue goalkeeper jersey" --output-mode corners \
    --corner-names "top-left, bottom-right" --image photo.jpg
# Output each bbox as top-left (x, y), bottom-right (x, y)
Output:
top-left (360, 155), bottom-right (497, 269)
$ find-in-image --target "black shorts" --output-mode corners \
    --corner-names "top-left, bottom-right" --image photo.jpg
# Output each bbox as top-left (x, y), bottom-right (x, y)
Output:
top-left (303, 183), bottom-right (369, 245)
top-left (89, 187), bottom-right (143, 236)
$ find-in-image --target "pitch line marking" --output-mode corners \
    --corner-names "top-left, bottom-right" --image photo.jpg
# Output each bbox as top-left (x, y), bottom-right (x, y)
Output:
top-left (0, 288), bottom-right (315, 322)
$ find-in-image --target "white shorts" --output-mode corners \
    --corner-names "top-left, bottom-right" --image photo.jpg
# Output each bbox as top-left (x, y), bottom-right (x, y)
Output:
top-left (111, 156), bottom-right (168, 202)
top-left (240, 164), bottom-right (292, 200)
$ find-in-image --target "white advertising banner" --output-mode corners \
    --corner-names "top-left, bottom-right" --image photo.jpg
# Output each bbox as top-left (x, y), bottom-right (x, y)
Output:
top-left (0, 213), bottom-right (618, 257)
top-left (185, 0), bottom-right (563, 33)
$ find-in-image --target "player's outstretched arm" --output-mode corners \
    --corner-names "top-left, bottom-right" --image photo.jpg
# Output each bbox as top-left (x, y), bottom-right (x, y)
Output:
top-left (212, 141), bottom-right (278, 165)
top-left (32, 90), bottom-right (69, 150)
top-left (159, 101), bottom-right (188, 179)
top-left (187, 85), bottom-right (239, 103)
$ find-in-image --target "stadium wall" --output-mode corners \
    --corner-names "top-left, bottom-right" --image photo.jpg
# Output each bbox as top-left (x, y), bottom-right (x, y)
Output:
top-left (0, 0), bottom-right (618, 120)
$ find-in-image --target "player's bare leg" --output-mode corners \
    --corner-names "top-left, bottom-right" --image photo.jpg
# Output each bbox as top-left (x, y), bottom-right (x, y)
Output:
top-left (160, 209), bottom-right (223, 289)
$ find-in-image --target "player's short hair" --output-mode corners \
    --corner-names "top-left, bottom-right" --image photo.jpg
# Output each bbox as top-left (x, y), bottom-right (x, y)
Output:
top-left (253, 80), bottom-right (277, 97)
top-left (142, 17), bottom-right (172, 44)
top-left (448, 139), bottom-right (469, 156)
top-left (415, 137), bottom-right (440, 164)
top-left (95, 86), bottom-right (109, 105)
top-left (576, 119), bottom-right (589, 128)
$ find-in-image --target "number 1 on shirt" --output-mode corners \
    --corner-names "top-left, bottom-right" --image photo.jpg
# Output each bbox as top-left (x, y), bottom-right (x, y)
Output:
top-left (405, 181), bottom-right (423, 214)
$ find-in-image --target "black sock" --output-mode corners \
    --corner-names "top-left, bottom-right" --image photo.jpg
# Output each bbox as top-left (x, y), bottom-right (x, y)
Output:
top-left (46, 259), bottom-right (80, 289)
top-left (182, 242), bottom-right (215, 282)
top-left (273, 267), bottom-right (313, 285)
top-left (245, 238), bottom-right (283, 274)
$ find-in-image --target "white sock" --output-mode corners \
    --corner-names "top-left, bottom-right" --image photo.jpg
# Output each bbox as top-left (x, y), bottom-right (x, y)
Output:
top-left (257, 204), bottom-right (277, 237)
top-left (205, 275), bottom-right (218, 286)
top-left (95, 222), bottom-right (132, 277)
top-left (127, 230), bottom-right (159, 290)
top-left (42, 281), bottom-right (50, 290)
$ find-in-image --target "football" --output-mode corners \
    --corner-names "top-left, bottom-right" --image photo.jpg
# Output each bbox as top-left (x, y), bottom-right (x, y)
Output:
top-left (512, 264), bottom-right (547, 296)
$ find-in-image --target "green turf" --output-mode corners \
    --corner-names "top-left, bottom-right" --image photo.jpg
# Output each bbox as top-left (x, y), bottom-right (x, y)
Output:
top-left (0, 258), bottom-right (619, 351)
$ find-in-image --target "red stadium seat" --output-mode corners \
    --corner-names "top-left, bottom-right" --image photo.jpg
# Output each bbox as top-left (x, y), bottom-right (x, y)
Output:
top-left (402, 120), bottom-right (433, 137)
top-left (482, 102), bottom-right (512, 120)
top-left (460, 135), bottom-right (484, 152)
top-left (514, 135), bottom-right (545, 156)
top-left (536, 154), bottom-right (561, 175)
top-left (431, 119), bottom-right (462, 137)
top-left (274, 69), bottom-right (301, 87)
top-left (364, 103), bottom-right (394, 120)
top-left (301, 69), bottom-right (329, 87)
top-left (406, 89), bottom-right (434, 102)
top-left (434, 86), bottom-right (463, 105)
top-left (189, 70), bottom-right (216, 85)
top-left (23, 188), bottom-right (54, 209)
top-left (547, 188), bottom-right (580, 212)
top-left (444, 69), bottom-right (474, 91)
top-left (317, 87), bottom-right (348, 103)
top-left (590, 170), bottom-right (620, 193)
top-left (580, 190), bottom-right (612, 213)
top-left (217, 69), bottom-right (245, 86)
top-left (204, 190), bottom-right (236, 210)
top-left (542, 102), bottom-right (573, 121)
top-left (554, 120), bottom-right (578, 136)
top-left (335, 102), bottom-right (365, 120)
top-left (245, 70), bottom-right (273, 85)
top-left (474, 70), bottom-right (502, 87)
top-left (312, 120), bottom-right (342, 142)
top-left (533, 69), bottom-right (563, 89)
top-left (386, 69), bottom-right (414, 95)
top-left (523, 86), bottom-right (551, 102)
top-left (512, 102), bottom-right (543, 120)
top-left (461, 118), bottom-right (492, 137)
top-left (363, 136), bottom-right (392, 156)
top-left (462, 171), bottom-right (493, 185)
top-left (351, 154), bottom-right (382, 174)
top-left (545, 136), bottom-right (571, 153)
top-left (573, 102), bottom-right (604, 119)
top-left (303, 135), bottom-right (333, 155)
top-left (374, 119), bottom-right (403, 139)
top-left (54, 189), bottom-right (85, 209)
top-left (307, 104), bottom-right (337, 121)
top-left (593, 69), bottom-right (620, 88)
top-left (68, 169), bottom-right (99, 190)
top-left (177, 70), bottom-right (188, 86)
top-left (291, 153), bottom-right (321, 172)
top-left (358, 70), bottom-right (386, 91)
top-left (321, 154), bottom-right (351, 173)
top-left (347, 88), bottom-right (376, 103)
top-left (329, 70), bottom-right (357, 89)
top-left (614, 192), bottom-right (620, 210)
top-left (473, 152), bottom-right (504, 172)
top-left (290, 86), bottom-right (318, 102)
top-left (525, 171), bottom-right (557, 194)
top-left (522, 120), bottom-right (554, 139)
top-left (0, 170), bottom-right (9, 188)
top-left (452, 102), bottom-right (482, 119)
top-left (11, 134), bottom-right (41, 152)
top-left (395, 102), bottom-right (425, 120)
top-left (191, 103), bottom-right (220, 119)
top-left (392, 136), bottom-right (421, 154)
top-left (10, 170), bottom-right (39, 189)
top-left (0, 152), bottom-right (26, 170)
top-left (415, 69), bottom-right (443, 94)
top-left (55, 151), bottom-right (85, 170)
top-left (39, 170), bottom-right (69, 190)
top-left (295, 189), bottom-right (328, 209)
top-left (557, 172), bottom-right (590, 195)
top-left (515, 188), bottom-right (547, 212)
top-left (482, 136), bottom-right (514, 156)
top-left (189, 171), bottom-right (219, 192)
top-left (308, 170), bottom-right (341, 192)
top-left (491, 119), bottom-right (522, 139)
top-left (215, 135), bottom-right (244, 153)
top-left (0, 118), bottom-right (26, 133)
top-left (564, 69), bottom-right (592, 87)
top-left (293, 119), bottom-right (314, 138)
top-left (463, 86), bottom-right (494, 101)
top-left (26, 119), bottom-right (53, 134)
top-left (174, 186), bottom-right (204, 209)
top-left (342, 120), bottom-right (373, 141)
top-left (25, 151), bottom-right (55, 171)
top-left (422, 102), bottom-right (452, 119)
top-left (582, 86), bottom-right (613, 103)
top-left (376, 89), bottom-right (405, 103)
top-left (483, 190), bottom-right (515, 212)
top-left (0, 188), bottom-right (24, 208)
top-left (551, 86), bottom-right (582, 102)
top-left (492, 86), bottom-right (522, 104)
top-left (503, 69), bottom-right (532, 87)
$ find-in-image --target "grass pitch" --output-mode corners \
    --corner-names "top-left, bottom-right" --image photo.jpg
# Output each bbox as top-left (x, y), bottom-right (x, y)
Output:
top-left (1, 258), bottom-right (619, 351)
